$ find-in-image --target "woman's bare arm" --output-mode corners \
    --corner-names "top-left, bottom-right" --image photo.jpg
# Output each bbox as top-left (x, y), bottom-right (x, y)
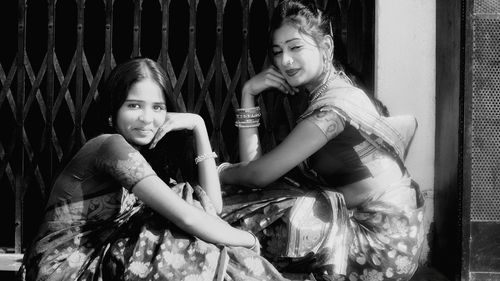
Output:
top-left (150, 113), bottom-right (222, 213)
top-left (238, 67), bottom-right (297, 162)
top-left (222, 118), bottom-right (333, 187)
top-left (191, 116), bottom-right (222, 213)
top-left (132, 176), bottom-right (256, 248)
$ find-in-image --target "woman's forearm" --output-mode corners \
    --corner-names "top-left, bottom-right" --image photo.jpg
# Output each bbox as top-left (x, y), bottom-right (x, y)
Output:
top-left (182, 207), bottom-right (256, 248)
top-left (219, 161), bottom-right (263, 188)
top-left (192, 116), bottom-right (222, 213)
top-left (238, 86), bottom-right (262, 162)
top-left (133, 177), bottom-right (255, 248)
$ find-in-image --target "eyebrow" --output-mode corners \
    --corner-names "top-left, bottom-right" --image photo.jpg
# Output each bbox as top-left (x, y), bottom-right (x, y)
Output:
top-left (272, 38), bottom-right (301, 47)
top-left (124, 99), bottom-right (166, 104)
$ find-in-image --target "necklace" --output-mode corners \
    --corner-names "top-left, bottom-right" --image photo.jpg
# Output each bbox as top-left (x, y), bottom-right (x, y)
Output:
top-left (308, 70), bottom-right (338, 102)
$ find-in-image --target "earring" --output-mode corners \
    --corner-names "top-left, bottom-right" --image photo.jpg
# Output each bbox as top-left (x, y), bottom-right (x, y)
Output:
top-left (108, 116), bottom-right (113, 127)
top-left (322, 55), bottom-right (330, 74)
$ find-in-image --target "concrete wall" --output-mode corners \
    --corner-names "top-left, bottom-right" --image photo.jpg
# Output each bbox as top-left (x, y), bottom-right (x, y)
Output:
top-left (374, 0), bottom-right (436, 261)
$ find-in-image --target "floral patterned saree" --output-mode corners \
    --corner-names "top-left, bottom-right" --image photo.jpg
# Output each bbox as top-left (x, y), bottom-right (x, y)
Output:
top-left (222, 84), bottom-right (426, 281)
top-left (18, 182), bottom-right (289, 281)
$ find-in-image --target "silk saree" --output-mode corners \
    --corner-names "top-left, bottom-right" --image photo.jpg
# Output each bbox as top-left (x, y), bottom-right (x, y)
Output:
top-left (222, 83), bottom-right (425, 281)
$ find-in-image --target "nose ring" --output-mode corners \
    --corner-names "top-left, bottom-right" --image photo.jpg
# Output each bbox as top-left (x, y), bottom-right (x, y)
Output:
top-left (286, 58), bottom-right (293, 66)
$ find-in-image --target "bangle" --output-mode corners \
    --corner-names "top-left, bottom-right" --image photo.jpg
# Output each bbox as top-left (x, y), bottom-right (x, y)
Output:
top-left (248, 231), bottom-right (258, 250)
top-left (235, 106), bottom-right (260, 114)
top-left (235, 113), bottom-right (261, 119)
top-left (217, 162), bottom-right (231, 175)
top-left (235, 122), bottom-right (260, 128)
top-left (235, 107), bottom-right (261, 129)
top-left (235, 121), bottom-right (260, 128)
top-left (194, 151), bottom-right (218, 164)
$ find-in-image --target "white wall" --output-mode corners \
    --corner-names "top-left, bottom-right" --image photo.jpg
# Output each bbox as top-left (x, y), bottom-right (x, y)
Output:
top-left (374, 0), bottom-right (436, 261)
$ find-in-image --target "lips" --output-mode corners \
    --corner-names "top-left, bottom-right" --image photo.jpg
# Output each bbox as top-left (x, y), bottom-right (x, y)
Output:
top-left (134, 128), bottom-right (154, 136)
top-left (285, 68), bottom-right (300, 77)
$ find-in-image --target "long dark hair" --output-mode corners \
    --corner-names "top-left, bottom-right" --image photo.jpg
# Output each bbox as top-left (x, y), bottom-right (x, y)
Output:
top-left (98, 57), bottom-right (186, 181)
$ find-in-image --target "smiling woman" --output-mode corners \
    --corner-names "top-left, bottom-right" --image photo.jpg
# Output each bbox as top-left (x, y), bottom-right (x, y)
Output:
top-left (271, 24), bottom-right (327, 91)
top-left (17, 58), bottom-right (289, 281)
top-left (219, 0), bottom-right (424, 280)
top-left (115, 79), bottom-right (168, 147)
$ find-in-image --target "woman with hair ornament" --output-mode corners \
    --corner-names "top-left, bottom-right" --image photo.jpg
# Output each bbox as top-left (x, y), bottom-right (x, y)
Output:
top-left (219, 1), bottom-right (425, 280)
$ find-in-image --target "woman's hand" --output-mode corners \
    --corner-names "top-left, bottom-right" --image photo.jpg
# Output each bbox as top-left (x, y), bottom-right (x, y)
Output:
top-left (149, 112), bottom-right (204, 149)
top-left (242, 66), bottom-right (298, 98)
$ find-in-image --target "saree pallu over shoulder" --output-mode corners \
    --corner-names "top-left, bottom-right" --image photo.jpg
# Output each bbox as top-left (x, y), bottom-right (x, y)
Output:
top-left (299, 85), bottom-right (418, 167)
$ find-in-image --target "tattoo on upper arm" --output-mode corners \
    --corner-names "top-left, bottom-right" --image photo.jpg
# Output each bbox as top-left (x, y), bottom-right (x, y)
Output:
top-left (311, 109), bottom-right (344, 139)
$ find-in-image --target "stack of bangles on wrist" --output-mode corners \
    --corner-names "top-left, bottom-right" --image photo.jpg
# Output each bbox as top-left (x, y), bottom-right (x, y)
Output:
top-left (194, 151), bottom-right (217, 165)
top-left (235, 106), bottom-right (261, 128)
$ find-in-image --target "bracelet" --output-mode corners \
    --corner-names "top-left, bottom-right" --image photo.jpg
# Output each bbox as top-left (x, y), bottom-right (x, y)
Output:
top-left (235, 113), bottom-right (261, 119)
top-left (194, 151), bottom-right (218, 164)
top-left (235, 118), bottom-right (260, 124)
top-left (217, 162), bottom-right (231, 175)
top-left (235, 106), bottom-right (261, 114)
top-left (247, 231), bottom-right (259, 250)
top-left (235, 106), bottom-right (261, 129)
top-left (235, 121), bottom-right (260, 128)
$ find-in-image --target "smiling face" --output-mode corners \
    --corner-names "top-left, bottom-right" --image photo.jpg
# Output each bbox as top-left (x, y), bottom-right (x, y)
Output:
top-left (272, 24), bottom-right (324, 91)
top-left (115, 78), bottom-right (167, 147)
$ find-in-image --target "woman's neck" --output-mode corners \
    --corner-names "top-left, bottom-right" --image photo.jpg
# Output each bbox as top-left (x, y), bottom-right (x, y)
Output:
top-left (130, 143), bottom-right (143, 151)
top-left (305, 64), bottom-right (335, 93)
top-left (306, 66), bottom-right (337, 103)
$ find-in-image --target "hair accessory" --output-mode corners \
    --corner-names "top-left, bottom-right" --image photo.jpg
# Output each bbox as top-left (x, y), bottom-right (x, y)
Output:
top-left (195, 151), bottom-right (218, 164)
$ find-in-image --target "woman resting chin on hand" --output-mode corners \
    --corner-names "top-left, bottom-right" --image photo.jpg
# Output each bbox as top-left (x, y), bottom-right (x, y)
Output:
top-left (219, 1), bottom-right (425, 280)
top-left (18, 58), bottom-right (287, 281)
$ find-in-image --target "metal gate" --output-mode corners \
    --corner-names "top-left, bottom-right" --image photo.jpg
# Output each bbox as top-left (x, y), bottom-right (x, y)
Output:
top-left (464, 0), bottom-right (500, 279)
top-left (0, 0), bottom-right (374, 260)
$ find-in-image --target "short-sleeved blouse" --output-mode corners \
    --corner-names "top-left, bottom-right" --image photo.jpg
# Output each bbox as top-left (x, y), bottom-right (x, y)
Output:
top-left (299, 86), bottom-right (388, 187)
top-left (44, 134), bottom-right (156, 223)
